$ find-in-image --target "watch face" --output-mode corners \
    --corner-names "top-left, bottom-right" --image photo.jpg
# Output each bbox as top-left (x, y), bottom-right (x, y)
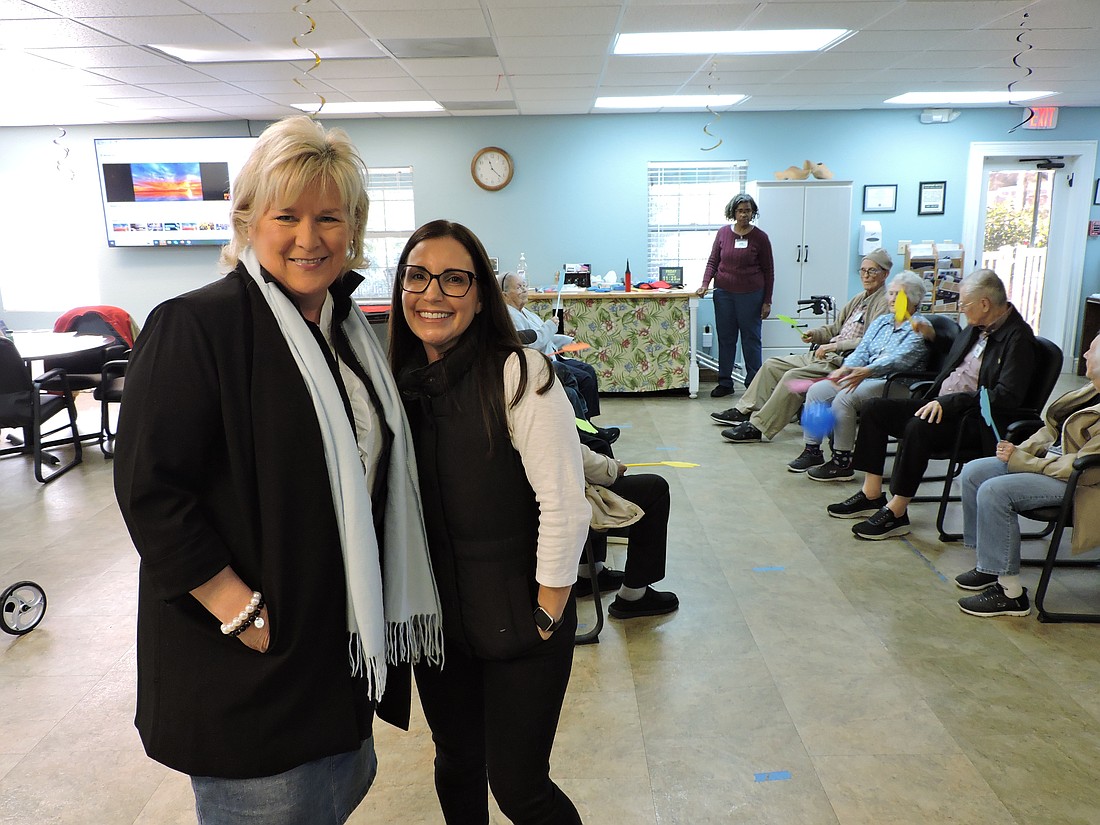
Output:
top-left (473, 148), bottom-right (513, 191)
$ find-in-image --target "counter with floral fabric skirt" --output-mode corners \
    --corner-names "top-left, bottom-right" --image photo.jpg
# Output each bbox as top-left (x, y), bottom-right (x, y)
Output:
top-left (527, 292), bottom-right (700, 396)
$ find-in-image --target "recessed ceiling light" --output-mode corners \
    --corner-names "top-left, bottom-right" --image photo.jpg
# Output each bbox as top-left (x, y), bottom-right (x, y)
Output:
top-left (594, 94), bottom-right (747, 110)
top-left (613, 30), bottom-right (851, 56)
top-left (149, 43), bottom-right (383, 62)
top-left (291, 101), bottom-right (444, 114)
top-left (886, 91), bottom-right (1056, 105)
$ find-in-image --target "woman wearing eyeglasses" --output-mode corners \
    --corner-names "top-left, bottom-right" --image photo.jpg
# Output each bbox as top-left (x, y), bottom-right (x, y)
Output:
top-left (389, 220), bottom-right (588, 824)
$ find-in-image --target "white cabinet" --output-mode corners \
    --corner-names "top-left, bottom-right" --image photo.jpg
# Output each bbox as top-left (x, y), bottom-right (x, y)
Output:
top-left (747, 180), bottom-right (852, 360)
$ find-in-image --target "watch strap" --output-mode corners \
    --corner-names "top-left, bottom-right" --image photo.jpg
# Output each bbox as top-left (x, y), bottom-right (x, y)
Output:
top-left (533, 606), bottom-right (562, 633)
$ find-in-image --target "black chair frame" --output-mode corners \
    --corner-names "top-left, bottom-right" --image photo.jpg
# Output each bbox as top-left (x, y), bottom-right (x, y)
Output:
top-left (0, 368), bottom-right (83, 483)
top-left (95, 358), bottom-right (127, 458)
top-left (575, 536), bottom-right (604, 645)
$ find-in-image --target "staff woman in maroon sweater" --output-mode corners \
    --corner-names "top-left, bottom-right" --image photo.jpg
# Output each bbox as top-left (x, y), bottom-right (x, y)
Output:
top-left (696, 194), bottom-right (775, 398)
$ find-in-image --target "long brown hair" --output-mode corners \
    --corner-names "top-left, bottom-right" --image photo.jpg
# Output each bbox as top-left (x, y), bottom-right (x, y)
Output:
top-left (388, 219), bottom-right (556, 443)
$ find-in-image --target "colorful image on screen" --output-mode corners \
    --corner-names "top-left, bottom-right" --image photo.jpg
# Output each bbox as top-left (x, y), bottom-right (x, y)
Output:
top-left (132, 163), bottom-right (204, 201)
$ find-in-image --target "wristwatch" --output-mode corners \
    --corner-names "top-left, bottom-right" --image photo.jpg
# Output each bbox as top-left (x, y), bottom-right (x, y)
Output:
top-left (533, 606), bottom-right (562, 634)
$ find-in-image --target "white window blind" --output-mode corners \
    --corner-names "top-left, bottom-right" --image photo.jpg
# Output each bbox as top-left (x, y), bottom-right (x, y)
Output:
top-left (353, 166), bottom-right (415, 300)
top-left (647, 161), bottom-right (747, 287)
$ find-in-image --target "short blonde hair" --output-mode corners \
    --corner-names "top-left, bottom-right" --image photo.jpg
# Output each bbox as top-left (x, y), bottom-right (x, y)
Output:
top-left (220, 116), bottom-right (369, 272)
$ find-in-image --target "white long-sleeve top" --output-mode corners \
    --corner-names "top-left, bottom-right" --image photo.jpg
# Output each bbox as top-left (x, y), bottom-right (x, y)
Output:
top-left (503, 348), bottom-right (590, 587)
top-left (507, 303), bottom-right (569, 355)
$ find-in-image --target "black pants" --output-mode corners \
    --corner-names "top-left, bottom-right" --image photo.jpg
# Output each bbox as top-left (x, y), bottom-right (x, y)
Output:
top-left (853, 397), bottom-right (980, 499)
top-left (589, 473), bottom-right (670, 589)
top-left (413, 601), bottom-right (582, 825)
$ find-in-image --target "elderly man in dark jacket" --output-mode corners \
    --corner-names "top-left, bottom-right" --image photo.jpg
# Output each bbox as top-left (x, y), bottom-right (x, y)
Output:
top-left (827, 269), bottom-right (1037, 540)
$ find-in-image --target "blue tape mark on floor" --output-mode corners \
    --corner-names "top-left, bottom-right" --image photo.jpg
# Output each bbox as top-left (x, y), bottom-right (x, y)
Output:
top-left (900, 536), bottom-right (949, 583)
top-left (754, 771), bottom-right (791, 783)
top-left (653, 445), bottom-right (678, 451)
top-left (752, 566), bottom-right (785, 572)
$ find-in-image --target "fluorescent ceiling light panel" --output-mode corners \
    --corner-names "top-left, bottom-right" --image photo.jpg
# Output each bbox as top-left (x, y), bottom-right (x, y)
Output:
top-left (149, 43), bottom-right (382, 63)
top-left (886, 91), bottom-right (1056, 105)
top-left (614, 29), bottom-right (850, 55)
top-left (291, 101), bottom-right (444, 114)
top-left (595, 94), bottom-right (746, 109)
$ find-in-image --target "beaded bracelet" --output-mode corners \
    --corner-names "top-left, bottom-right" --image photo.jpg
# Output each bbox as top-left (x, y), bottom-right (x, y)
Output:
top-left (220, 591), bottom-right (265, 636)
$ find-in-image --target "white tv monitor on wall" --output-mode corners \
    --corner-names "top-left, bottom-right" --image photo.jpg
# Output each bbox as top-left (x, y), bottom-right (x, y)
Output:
top-left (94, 135), bottom-right (257, 248)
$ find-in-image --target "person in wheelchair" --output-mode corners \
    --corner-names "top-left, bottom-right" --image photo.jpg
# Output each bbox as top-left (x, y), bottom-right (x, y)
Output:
top-left (953, 331), bottom-right (1100, 617)
top-left (715, 248), bottom-right (892, 443)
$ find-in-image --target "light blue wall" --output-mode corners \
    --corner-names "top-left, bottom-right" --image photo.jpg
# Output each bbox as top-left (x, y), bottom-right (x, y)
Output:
top-left (2, 108), bottom-right (1098, 333)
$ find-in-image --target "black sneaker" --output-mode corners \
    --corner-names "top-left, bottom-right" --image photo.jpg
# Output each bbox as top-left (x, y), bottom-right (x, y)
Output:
top-left (595, 426), bottom-right (620, 445)
top-left (574, 567), bottom-right (625, 598)
top-left (721, 422), bottom-right (763, 443)
top-left (787, 447), bottom-right (825, 473)
top-left (710, 384), bottom-right (734, 398)
top-left (807, 459), bottom-right (855, 482)
top-left (852, 507), bottom-right (911, 540)
top-left (955, 568), bottom-right (999, 591)
top-left (607, 587), bottom-right (679, 619)
top-left (711, 407), bottom-right (748, 425)
top-left (958, 584), bottom-right (1031, 617)
top-left (827, 491), bottom-right (888, 519)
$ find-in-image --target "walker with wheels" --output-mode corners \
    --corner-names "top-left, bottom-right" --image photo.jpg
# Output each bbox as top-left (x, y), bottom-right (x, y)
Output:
top-left (1, 580), bottom-right (47, 635)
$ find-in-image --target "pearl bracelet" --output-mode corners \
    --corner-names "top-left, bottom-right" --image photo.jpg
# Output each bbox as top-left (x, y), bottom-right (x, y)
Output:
top-left (220, 591), bottom-right (265, 636)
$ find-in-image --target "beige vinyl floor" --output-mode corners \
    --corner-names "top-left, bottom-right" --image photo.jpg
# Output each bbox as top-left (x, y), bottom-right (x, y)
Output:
top-left (2, 374), bottom-right (1099, 825)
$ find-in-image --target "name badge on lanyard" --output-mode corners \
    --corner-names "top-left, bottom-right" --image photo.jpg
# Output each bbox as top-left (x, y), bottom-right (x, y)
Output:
top-left (734, 239), bottom-right (749, 249)
top-left (972, 338), bottom-right (987, 359)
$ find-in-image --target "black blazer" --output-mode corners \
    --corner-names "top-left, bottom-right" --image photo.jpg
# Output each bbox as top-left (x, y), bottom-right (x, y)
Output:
top-left (115, 267), bottom-right (399, 779)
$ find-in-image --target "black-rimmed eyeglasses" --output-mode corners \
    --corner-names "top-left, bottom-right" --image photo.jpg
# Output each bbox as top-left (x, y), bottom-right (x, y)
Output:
top-left (400, 265), bottom-right (477, 297)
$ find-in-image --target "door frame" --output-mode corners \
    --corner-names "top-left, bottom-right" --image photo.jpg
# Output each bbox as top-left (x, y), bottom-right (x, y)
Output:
top-left (963, 140), bottom-right (1097, 371)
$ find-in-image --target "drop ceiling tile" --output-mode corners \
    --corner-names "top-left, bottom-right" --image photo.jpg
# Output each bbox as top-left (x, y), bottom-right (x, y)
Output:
top-left (139, 81), bottom-right (248, 97)
top-left (0, 0), bottom-right (60, 19)
top-left (309, 58), bottom-right (411, 79)
top-left (0, 17), bottom-right (122, 47)
top-left (496, 35), bottom-right (610, 58)
top-left (346, 9), bottom-right (488, 39)
top-left (399, 57), bottom-right (504, 76)
top-left (509, 73), bottom-right (600, 89)
top-left (326, 77), bottom-right (424, 93)
top-left (38, 0), bottom-right (197, 15)
top-left (490, 6), bottom-right (620, 38)
top-left (417, 75), bottom-right (510, 92)
top-left (747, 1), bottom-right (900, 28)
top-left (73, 14), bottom-right (248, 46)
top-left (503, 55), bottom-right (606, 74)
top-left (619, 5), bottom-right (756, 32)
top-left (187, 0), bottom-right (345, 12)
top-left (605, 55), bottom-right (712, 74)
top-left (208, 12), bottom-right (367, 43)
top-left (339, 0), bottom-right (479, 9)
top-left (866, 1), bottom-right (1034, 31)
top-left (91, 64), bottom-right (221, 84)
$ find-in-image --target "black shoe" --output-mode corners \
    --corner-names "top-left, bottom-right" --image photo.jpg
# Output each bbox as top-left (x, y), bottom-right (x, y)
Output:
top-left (607, 587), bottom-right (679, 619)
top-left (710, 407), bottom-right (748, 425)
top-left (787, 447), bottom-right (825, 473)
top-left (955, 568), bottom-right (999, 591)
top-left (721, 422), bottom-right (763, 443)
top-left (710, 384), bottom-right (735, 398)
top-left (574, 567), bottom-right (625, 597)
top-left (827, 491), bottom-right (887, 519)
top-left (852, 507), bottom-right (911, 540)
top-left (958, 584), bottom-right (1031, 617)
top-left (807, 458), bottom-right (855, 482)
top-left (595, 426), bottom-right (620, 445)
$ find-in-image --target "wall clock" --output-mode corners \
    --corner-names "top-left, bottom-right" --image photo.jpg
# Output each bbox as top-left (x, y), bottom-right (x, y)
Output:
top-left (471, 146), bottom-right (514, 191)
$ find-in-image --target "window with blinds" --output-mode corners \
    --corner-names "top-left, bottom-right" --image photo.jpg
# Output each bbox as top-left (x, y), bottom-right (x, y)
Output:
top-left (647, 161), bottom-right (748, 287)
top-left (353, 166), bottom-right (415, 300)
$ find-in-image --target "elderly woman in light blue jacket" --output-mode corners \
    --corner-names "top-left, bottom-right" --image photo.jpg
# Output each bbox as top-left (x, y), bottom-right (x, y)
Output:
top-left (788, 271), bottom-right (931, 481)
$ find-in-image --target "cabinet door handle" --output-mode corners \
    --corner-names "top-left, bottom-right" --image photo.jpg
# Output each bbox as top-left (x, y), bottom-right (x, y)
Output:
top-left (804, 245), bottom-right (810, 262)
top-left (795, 244), bottom-right (802, 263)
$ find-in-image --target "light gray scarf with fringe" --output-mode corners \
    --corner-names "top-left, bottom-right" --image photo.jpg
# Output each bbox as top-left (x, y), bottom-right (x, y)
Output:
top-left (242, 247), bottom-right (443, 701)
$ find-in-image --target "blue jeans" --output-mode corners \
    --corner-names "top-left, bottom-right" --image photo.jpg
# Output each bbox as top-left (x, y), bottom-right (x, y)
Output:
top-left (961, 457), bottom-right (1067, 576)
top-left (191, 736), bottom-right (377, 825)
top-left (712, 287), bottom-right (763, 388)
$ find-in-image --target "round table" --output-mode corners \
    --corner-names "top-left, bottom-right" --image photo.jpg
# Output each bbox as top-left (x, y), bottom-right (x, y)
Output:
top-left (10, 332), bottom-right (114, 363)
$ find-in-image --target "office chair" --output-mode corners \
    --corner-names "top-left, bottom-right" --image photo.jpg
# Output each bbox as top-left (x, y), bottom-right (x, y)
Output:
top-left (0, 338), bottom-right (83, 483)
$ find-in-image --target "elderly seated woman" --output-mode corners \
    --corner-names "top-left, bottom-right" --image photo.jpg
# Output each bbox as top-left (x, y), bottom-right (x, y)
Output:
top-left (788, 270), bottom-right (932, 480)
top-left (953, 330), bottom-right (1100, 618)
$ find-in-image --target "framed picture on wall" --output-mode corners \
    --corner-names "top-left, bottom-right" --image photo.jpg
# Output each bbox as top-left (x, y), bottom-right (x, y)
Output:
top-left (1093, 178), bottom-right (1100, 206)
top-left (918, 181), bottom-right (947, 215)
top-left (863, 184), bottom-right (897, 213)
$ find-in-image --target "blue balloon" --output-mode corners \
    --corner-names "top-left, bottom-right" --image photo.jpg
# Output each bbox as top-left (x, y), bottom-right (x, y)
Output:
top-left (801, 401), bottom-right (836, 440)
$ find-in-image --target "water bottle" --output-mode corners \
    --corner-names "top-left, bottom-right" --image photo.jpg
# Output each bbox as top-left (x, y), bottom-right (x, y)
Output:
top-left (517, 253), bottom-right (527, 279)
